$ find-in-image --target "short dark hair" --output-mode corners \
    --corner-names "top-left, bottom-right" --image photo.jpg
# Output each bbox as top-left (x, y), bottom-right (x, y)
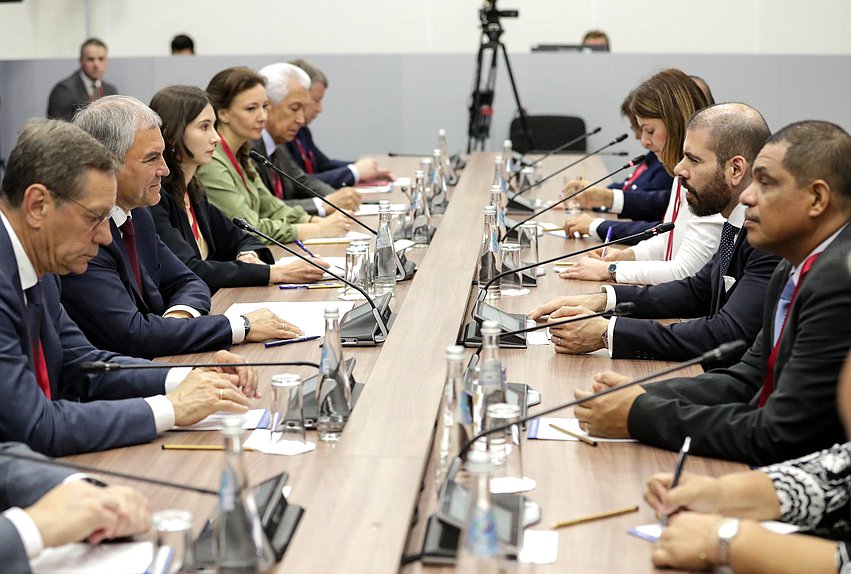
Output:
top-left (289, 59), bottom-right (328, 88)
top-left (149, 85), bottom-right (210, 202)
top-left (170, 34), bottom-right (195, 54)
top-left (767, 120), bottom-right (851, 205)
top-left (206, 66), bottom-right (265, 180)
top-left (1, 119), bottom-right (119, 208)
top-left (689, 75), bottom-right (715, 106)
top-left (80, 37), bottom-right (107, 59)
top-left (688, 103), bottom-right (771, 167)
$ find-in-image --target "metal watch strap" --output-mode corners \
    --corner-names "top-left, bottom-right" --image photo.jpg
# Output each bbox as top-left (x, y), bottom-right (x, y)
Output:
top-left (716, 518), bottom-right (740, 566)
top-left (240, 314), bottom-right (251, 337)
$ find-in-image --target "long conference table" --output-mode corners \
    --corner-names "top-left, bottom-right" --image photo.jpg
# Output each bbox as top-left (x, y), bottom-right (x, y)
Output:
top-left (64, 152), bottom-right (745, 573)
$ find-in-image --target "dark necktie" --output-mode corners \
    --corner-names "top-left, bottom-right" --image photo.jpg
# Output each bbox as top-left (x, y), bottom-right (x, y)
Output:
top-left (268, 149), bottom-right (285, 199)
top-left (24, 284), bottom-right (51, 398)
top-left (120, 219), bottom-right (144, 295)
top-left (716, 222), bottom-right (738, 294)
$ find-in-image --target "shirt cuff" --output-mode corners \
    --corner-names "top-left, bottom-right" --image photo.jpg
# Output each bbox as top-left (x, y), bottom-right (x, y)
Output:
top-left (347, 164), bottom-right (359, 183)
top-left (605, 317), bottom-right (616, 357)
top-left (610, 189), bottom-right (625, 214)
top-left (589, 218), bottom-right (605, 239)
top-left (224, 313), bottom-right (246, 344)
top-left (601, 285), bottom-right (617, 311)
top-left (165, 367), bottom-right (191, 393)
top-left (4, 507), bottom-right (44, 559)
top-left (312, 198), bottom-right (327, 217)
top-left (164, 305), bottom-right (201, 318)
top-left (144, 394), bottom-right (176, 433)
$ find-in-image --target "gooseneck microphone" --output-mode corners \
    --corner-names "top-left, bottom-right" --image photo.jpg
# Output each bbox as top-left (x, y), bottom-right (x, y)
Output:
top-left (233, 218), bottom-right (392, 346)
top-left (475, 222), bottom-right (673, 321)
top-left (502, 154), bottom-right (646, 241)
top-left (456, 340), bottom-right (748, 460)
top-left (509, 133), bottom-right (629, 201)
top-left (249, 149), bottom-right (377, 235)
top-left (522, 126), bottom-right (602, 168)
top-left (0, 450), bottom-right (218, 495)
top-left (80, 360), bottom-right (321, 373)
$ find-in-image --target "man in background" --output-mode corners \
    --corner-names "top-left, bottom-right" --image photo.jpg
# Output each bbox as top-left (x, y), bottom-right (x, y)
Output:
top-left (47, 38), bottom-right (118, 121)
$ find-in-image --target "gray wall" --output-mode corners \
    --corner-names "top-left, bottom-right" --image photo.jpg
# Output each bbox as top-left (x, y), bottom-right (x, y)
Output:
top-left (2, 53), bottom-right (850, 174)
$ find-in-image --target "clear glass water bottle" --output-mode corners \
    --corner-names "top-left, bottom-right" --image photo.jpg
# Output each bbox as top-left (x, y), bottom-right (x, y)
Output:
top-left (437, 128), bottom-right (453, 178)
top-left (372, 203), bottom-right (397, 297)
top-left (213, 417), bottom-right (275, 574)
top-left (456, 449), bottom-right (504, 571)
top-left (429, 149), bottom-right (449, 214)
top-left (503, 139), bottom-right (516, 179)
top-left (469, 321), bottom-right (507, 445)
top-left (436, 345), bottom-right (472, 484)
top-left (489, 184), bottom-right (507, 240)
top-left (491, 155), bottom-right (508, 193)
top-left (411, 169), bottom-right (432, 246)
top-left (477, 206), bottom-right (501, 301)
top-left (317, 307), bottom-right (352, 441)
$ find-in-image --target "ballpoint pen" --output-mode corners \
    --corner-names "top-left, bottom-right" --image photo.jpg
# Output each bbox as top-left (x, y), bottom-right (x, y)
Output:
top-left (293, 238), bottom-right (317, 258)
top-left (661, 436), bottom-right (691, 526)
top-left (601, 227), bottom-right (613, 257)
top-left (279, 282), bottom-right (339, 290)
top-left (265, 335), bottom-right (321, 348)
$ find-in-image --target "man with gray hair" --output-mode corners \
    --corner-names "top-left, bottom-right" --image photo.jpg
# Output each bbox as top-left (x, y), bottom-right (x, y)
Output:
top-left (252, 62), bottom-right (361, 214)
top-left (0, 118), bottom-right (253, 456)
top-left (531, 103), bottom-right (780, 367)
top-left (61, 95), bottom-right (300, 359)
top-left (287, 59), bottom-right (392, 188)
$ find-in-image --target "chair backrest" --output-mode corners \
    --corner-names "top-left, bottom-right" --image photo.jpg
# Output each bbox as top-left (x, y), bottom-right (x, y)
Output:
top-left (509, 115), bottom-right (587, 154)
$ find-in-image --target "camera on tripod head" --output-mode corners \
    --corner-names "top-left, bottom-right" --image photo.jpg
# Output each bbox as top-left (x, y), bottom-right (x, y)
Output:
top-left (480, 0), bottom-right (518, 26)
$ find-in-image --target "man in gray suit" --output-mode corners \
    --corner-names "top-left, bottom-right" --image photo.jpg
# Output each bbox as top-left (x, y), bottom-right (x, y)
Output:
top-left (252, 62), bottom-right (361, 215)
top-left (0, 442), bottom-right (150, 572)
top-left (46, 38), bottom-right (118, 122)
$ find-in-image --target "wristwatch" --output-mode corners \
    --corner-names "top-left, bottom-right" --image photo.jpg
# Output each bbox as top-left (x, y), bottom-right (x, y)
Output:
top-left (716, 518), bottom-right (740, 566)
top-left (240, 315), bottom-right (251, 337)
top-left (607, 262), bottom-right (618, 282)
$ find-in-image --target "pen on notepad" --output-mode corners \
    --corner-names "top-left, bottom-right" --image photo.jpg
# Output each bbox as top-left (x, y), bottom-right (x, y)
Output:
top-left (265, 335), bottom-right (321, 348)
top-left (162, 444), bottom-right (256, 452)
top-left (551, 505), bottom-right (638, 529)
top-left (548, 423), bottom-right (598, 447)
top-left (293, 239), bottom-right (317, 258)
top-left (661, 436), bottom-right (691, 526)
top-left (601, 227), bottom-right (614, 258)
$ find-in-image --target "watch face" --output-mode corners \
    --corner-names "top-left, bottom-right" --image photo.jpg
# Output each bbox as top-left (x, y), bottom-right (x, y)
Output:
top-left (608, 263), bottom-right (617, 272)
top-left (718, 519), bottom-right (739, 538)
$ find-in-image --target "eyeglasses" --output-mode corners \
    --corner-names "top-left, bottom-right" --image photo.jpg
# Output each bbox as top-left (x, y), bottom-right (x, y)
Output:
top-left (47, 188), bottom-right (115, 231)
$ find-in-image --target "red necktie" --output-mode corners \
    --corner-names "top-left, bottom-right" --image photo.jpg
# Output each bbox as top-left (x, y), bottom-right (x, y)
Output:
top-left (25, 285), bottom-right (51, 399)
top-left (757, 253), bottom-right (821, 407)
top-left (294, 137), bottom-right (315, 174)
top-left (621, 162), bottom-right (649, 191)
top-left (120, 219), bottom-right (144, 295)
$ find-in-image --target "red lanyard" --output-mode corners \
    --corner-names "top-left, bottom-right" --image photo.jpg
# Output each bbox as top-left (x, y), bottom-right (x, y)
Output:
top-left (664, 180), bottom-right (682, 261)
top-left (294, 137), bottom-right (315, 174)
top-left (218, 134), bottom-right (250, 192)
top-left (758, 253), bottom-right (821, 407)
top-left (185, 195), bottom-right (201, 243)
top-left (622, 162), bottom-right (649, 191)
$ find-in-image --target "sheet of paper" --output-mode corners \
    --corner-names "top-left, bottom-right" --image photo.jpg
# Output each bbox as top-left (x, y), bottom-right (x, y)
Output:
top-left (301, 230), bottom-right (371, 245)
top-left (226, 300), bottom-right (355, 338)
top-left (354, 203), bottom-right (406, 216)
top-left (176, 409), bottom-right (268, 431)
top-left (526, 331), bottom-right (551, 346)
top-left (628, 520), bottom-right (799, 543)
top-left (243, 429), bottom-right (316, 456)
top-left (518, 530), bottom-right (559, 564)
top-left (354, 184), bottom-right (392, 194)
top-left (394, 177), bottom-right (411, 187)
top-left (527, 417), bottom-right (637, 443)
top-left (276, 256), bottom-right (346, 279)
top-left (394, 239), bottom-right (415, 252)
top-left (545, 229), bottom-right (591, 239)
top-left (32, 541), bottom-right (153, 574)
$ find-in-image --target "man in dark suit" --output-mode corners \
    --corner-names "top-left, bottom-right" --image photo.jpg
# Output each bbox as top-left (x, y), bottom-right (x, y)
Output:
top-left (253, 62), bottom-right (361, 215)
top-left (0, 119), bottom-right (253, 456)
top-left (573, 120), bottom-right (851, 466)
top-left (62, 96), bottom-right (301, 359)
top-left (46, 38), bottom-right (118, 122)
top-left (0, 442), bottom-right (151, 571)
top-left (531, 104), bottom-right (779, 367)
top-left (287, 59), bottom-right (392, 189)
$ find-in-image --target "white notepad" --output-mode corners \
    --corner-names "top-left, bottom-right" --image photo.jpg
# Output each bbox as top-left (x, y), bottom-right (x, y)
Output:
top-left (225, 300), bottom-right (356, 338)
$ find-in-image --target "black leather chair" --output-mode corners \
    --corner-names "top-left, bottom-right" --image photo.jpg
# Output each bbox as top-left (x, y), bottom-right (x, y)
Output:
top-left (509, 115), bottom-right (586, 153)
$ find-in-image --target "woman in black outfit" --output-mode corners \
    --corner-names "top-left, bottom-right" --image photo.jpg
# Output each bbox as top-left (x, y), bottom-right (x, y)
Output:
top-left (149, 85), bottom-right (326, 293)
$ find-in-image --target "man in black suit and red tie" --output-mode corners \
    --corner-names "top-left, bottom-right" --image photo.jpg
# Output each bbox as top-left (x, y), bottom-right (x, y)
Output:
top-left (46, 38), bottom-right (118, 122)
top-left (571, 120), bottom-right (851, 466)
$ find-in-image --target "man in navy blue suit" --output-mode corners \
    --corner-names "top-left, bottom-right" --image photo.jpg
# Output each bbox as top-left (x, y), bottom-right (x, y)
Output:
top-left (0, 119), bottom-right (253, 456)
top-left (61, 96), bottom-right (301, 359)
top-left (287, 59), bottom-right (392, 189)
top-left (530, 103), bottom-right (780, 367)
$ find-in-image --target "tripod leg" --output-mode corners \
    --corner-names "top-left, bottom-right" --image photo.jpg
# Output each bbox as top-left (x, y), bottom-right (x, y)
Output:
top-left (499, 42), bottom-right (535, 152)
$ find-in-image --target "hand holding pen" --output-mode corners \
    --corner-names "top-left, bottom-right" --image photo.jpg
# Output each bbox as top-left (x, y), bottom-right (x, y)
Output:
top-left (654, 436), bottom-right (691, 526)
